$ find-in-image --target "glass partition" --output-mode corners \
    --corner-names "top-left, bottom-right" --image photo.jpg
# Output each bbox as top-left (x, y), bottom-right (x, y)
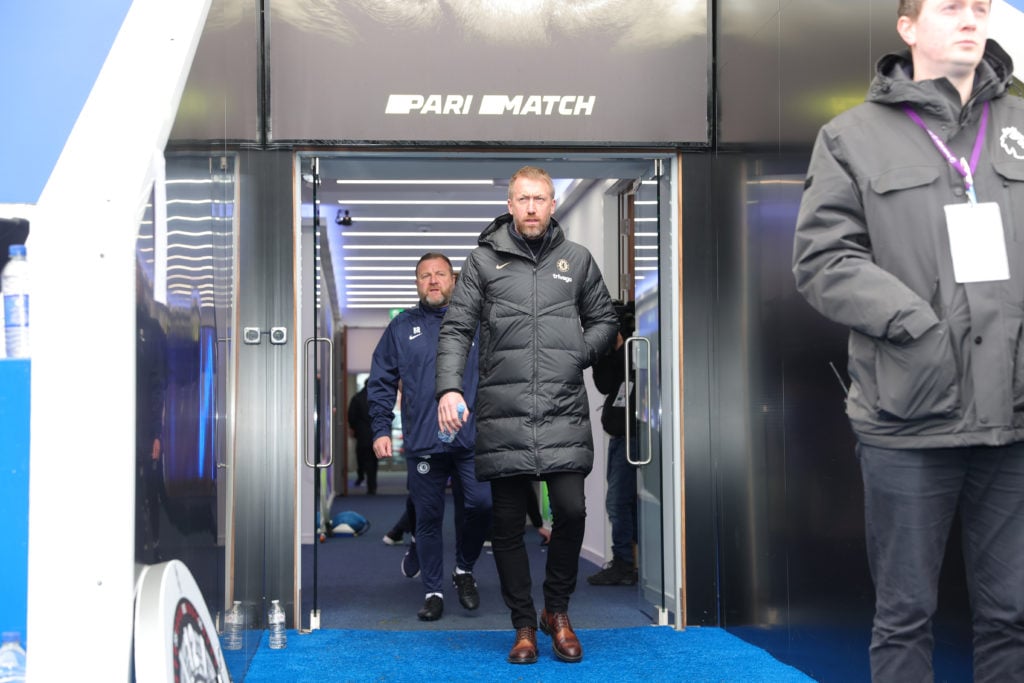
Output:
top-left (134, 151), bottom-right (236, 654)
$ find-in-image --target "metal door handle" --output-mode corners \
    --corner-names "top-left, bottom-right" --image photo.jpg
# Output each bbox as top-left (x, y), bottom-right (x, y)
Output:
top-left (303, 337), bottom-right (334, 469)
top-left (215, 336), bottom-right (231, 471)
top-left (624, 335), bottom-right (652, 465)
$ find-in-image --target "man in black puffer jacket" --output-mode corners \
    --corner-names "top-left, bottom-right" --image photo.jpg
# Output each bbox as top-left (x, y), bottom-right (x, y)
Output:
top-left (436, 166), bottom-right (618, 665)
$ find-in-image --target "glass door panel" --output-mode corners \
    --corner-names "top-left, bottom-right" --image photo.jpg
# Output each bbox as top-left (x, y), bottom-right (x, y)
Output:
top-left (299, 156), bottom-right (337, 630)
top-left (633, 160), bottom-right (670, 623)
top-left (136, 151), bottom-right (237, 649)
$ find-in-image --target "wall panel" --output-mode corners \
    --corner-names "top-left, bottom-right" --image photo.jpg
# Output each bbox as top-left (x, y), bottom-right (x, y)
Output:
top-left (268, 1), bottom-right (709, 144)
top-left (232, 150), bottom-right (297, 625)
top-left (718, 0), bottom-right (901, 145)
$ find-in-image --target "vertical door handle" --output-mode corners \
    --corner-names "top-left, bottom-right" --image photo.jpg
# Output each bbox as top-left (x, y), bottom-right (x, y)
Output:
top-left (624, 335), bottom-right (653, 465)
top-left (303, 337), bottom-right (334, 469)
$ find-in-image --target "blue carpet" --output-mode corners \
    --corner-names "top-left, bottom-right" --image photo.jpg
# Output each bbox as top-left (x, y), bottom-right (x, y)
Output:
top-left (303, 489), bottom-right (651, 632)
top-left (227, 626), bottom-right (816, 682)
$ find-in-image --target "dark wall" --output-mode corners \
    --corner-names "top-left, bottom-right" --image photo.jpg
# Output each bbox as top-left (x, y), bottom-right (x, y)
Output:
top-left (679, 154), bottom-right (718, 626)
top-left (717, 0), bottom-right (902, 145)
top-left (682, 151), bottom-right (877, 677)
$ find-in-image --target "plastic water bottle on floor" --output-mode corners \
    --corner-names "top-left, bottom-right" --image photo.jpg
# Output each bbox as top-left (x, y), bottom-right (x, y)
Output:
top-left (268, 599), bottom-right (287, 649)
top-left (222, 601), bottom-right (244, 651)
top-left (438, 403), bottom-right (466, 443)
top-left (0, 632), bottom-right (26, 683)
top-left (2, 245), bottom-right (30, 359)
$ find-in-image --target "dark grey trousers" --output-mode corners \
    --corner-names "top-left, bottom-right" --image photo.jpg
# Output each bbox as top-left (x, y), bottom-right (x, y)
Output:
top-left (857, 442), bottom-right (1024, 683)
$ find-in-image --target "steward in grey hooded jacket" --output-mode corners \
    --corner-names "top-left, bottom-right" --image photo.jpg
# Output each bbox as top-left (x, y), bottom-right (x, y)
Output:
top-left (436, 213), bottom-right (618, 481)
top-left (793, 39), bottom-right (1024, 449)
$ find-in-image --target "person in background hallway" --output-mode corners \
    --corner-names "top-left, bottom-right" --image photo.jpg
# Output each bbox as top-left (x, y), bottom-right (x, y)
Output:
top-left (436, 166), bottom-right (618, 664)
top-left (587, 301), bottom-right (638, 587)
top-left (348, 382), bottom-right (377, 494)
top-left (370, 252), bottom-right (491, 621)
top-left (793, 1), bottom-right (1024, 680)
top-left (383, 494), bottom-right (414, 545)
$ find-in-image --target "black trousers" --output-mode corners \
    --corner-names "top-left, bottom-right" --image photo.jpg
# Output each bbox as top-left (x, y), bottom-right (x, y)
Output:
top-left (356, 446), bottom-right (378, 494)
top-left (858, 442), bottom-right (1024, 683)
top-left (490, 472), bottom-right (586, 629)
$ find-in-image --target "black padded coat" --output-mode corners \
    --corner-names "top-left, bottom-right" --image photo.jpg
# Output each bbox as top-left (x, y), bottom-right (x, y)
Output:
top-left (435, 214), bottom-right (618, 481)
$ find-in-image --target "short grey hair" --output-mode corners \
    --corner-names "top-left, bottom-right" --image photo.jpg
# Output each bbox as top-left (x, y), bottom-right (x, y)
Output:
top-left (507, 166), bottom-right (555, 201)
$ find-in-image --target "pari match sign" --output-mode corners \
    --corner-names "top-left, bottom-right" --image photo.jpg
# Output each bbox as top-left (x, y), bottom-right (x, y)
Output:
top-left (385, 94), bottom-right (597, 118)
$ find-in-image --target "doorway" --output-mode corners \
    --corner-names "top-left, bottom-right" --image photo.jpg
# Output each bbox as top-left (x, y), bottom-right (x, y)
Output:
top-left (291, 151), bottom-right (680, 630)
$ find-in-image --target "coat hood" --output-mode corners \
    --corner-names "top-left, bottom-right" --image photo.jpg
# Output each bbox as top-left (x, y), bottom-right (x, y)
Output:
top-left (868, 39), bottom-right (1013, 119)
top-left (478, 213), bottom-right (566, 260)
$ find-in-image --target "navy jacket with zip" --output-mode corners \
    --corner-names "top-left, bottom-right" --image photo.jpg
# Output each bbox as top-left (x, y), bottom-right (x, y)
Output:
top-left (369, 301), bottom-right (479, 457)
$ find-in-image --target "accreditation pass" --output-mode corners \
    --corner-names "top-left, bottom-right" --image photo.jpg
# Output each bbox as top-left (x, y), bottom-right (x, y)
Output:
top-left (943, 201), bottom-right (1010, 283)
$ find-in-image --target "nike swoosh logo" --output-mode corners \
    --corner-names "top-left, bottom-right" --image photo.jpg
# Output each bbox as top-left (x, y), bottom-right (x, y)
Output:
top-left (409, 333), bottom-right (422, 340)
top-left (496, 262), bottom-right (510, 270)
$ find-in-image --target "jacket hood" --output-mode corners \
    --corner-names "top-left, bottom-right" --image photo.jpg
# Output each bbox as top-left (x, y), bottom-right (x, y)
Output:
top-left (478, 213), bottom-right (566, 259)
top-left (868, 39), bottom-right (1013, 116)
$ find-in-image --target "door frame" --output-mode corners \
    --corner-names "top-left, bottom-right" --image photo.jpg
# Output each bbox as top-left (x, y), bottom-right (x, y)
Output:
top-left (288, 148), bottom-right (685, 628)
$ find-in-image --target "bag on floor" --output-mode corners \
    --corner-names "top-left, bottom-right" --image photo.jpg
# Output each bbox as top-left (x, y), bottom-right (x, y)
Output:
top-left (331, 510), bottom-right (369, 537)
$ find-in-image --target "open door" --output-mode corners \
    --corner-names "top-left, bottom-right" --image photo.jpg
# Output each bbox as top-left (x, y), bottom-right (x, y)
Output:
top-left (626, 158), bottom-right (674, 625)
top-left (299, 156), bottom-right (337, 630)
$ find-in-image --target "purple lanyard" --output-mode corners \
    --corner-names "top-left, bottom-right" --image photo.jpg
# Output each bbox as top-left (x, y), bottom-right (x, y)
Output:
top-left (903, 101), bottom-right (989, 203)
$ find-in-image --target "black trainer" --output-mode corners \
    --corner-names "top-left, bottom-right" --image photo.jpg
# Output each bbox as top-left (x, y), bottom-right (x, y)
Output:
top-left (417, 595), bottom-right (443, 621)
top-left (586, 558), bottom-right (637, 586)
top-left (401, 539), bottom-right (420, 578)
top-left (452, 570), bottom-right (480, 610)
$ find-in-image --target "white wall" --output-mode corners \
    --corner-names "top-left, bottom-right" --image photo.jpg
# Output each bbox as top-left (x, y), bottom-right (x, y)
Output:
top-left (346, 326), bottom-right (386, 373)
top-left (28, 1), bottom-right (211, 679)
top-left (558, 180), bottom-right (618, 566)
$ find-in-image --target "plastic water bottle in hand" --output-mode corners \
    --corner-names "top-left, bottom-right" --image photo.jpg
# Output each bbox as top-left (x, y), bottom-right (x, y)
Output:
top-left (222, 601), bottom-right (244, 651)
top-left (268, 599), bottom-right (287, 650)
top-left (438, 403), bottom-right (466, 443)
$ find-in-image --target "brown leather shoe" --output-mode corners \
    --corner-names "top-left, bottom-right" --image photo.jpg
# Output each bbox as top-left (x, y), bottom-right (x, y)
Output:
top-left (507, 626), bottom-right (538, 664)
top-left (539, 609), bottom-right (583, 663)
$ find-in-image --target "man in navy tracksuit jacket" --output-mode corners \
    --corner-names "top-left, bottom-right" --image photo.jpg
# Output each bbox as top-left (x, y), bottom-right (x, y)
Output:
top-left (369, 252), bottom-right (491, 621)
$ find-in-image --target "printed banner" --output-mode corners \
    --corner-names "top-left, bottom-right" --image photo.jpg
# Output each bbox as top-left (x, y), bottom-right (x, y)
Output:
top-left (267, 0), bottom-right (708, 144)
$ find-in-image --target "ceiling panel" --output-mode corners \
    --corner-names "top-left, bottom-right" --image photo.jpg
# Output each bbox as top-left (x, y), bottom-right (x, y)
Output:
top-left (300, 154), bottom-right (657, 327)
